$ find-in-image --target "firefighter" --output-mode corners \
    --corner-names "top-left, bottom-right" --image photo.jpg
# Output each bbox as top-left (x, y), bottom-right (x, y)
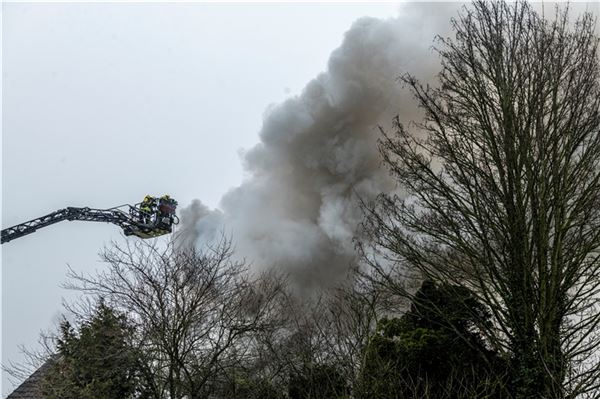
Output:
top-left (140, 195), bottom-right (155, 224)
top-left (158, 194), bottom-right (173, 218)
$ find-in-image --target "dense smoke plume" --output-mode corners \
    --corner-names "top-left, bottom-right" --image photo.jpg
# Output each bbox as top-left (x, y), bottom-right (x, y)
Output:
top-left (179, 4), bottom-right (458, 288)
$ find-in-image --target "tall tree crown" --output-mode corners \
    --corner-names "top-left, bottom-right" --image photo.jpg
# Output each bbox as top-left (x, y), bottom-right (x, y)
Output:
top-left (363, 1), bottom-right (600, 397)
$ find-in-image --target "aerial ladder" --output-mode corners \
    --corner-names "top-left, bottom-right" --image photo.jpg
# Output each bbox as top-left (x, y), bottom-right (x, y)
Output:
top-left (1, 195), bottom-right (179, 244)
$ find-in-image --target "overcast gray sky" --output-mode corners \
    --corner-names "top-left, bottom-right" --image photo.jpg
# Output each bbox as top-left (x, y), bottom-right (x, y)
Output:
top-left (1, 2), bottom-right (403, 394)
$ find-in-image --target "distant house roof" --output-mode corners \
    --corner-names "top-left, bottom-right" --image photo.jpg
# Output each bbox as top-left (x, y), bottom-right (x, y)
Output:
top-left (6, 357), bottom-right (55, 399)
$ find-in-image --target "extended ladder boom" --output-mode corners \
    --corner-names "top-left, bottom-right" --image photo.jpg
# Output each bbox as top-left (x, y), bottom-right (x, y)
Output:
top-left (1, 197), bottom-right (179, 244)
top-left (1, 207), bottom-right (131, 244)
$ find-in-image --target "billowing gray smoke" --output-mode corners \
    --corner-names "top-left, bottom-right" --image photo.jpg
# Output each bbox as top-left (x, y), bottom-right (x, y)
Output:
top-left (179, 4), bottom-right (458, 288)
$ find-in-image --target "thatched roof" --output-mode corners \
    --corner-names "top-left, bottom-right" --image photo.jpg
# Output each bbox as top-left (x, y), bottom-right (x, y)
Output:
top-left (6, 358), bottom-right (54, 399)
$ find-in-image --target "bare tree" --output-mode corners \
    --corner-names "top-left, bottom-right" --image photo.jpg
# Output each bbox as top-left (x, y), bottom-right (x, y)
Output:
top-left (311, 270), bottom-right (383, 395)
top-left (361, 1), bottom-right (600, 398)
top-left (66, 237), bottom-right (279, 399)
top-left (228, 265), bottom-right (386, 398)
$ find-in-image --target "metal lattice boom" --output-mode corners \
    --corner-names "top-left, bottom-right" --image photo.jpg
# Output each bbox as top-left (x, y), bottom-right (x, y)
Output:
top-left (1, 201), bottom-right (178, 244)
